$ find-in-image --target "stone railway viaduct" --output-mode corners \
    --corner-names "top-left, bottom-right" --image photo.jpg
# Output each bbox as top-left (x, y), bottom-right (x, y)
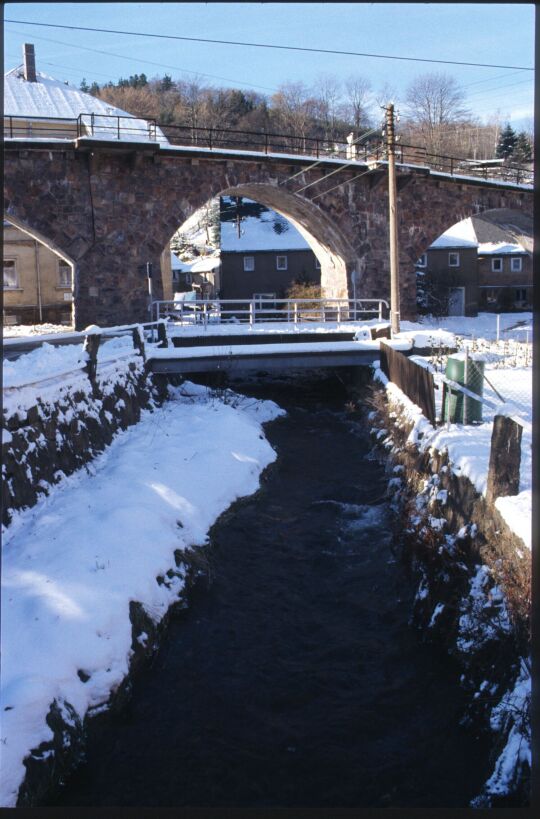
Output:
top-left (3, 138), bottom-right (533, 329)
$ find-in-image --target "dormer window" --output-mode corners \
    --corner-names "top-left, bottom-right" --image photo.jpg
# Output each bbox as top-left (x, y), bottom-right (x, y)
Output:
top-left (448, 252), bottom-right (460, 267)
top-left (491, 258), bottom-right (503, 272)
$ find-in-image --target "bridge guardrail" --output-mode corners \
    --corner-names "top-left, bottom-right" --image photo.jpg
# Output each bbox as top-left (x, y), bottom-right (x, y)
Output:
top-left (151, 297), bottom-right (389, 326)
top-left (4, 114), bottom-right (532, 185)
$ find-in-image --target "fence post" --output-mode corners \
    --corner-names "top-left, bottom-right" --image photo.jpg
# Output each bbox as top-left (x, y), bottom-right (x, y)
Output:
top-left (157, 320), bottom-right (168, 348)
top-left (209, 128), bottom-right (213, 150)
top-left (294, 302), bottom-right (298, 324)
top-left (132, 326), bottom-right (146, 361)
top-left (249, 300), bottom-right (255, 326)
top-left (486, 415), bottom-right (522, 502)
top-left (496, 313), bottom-right (501, 342)
top-left (83, 332), bottom-right (101, 386)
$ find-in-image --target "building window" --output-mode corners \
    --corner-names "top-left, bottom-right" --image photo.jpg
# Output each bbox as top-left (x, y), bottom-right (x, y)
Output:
top-left (3, 259), bottom-right (19, 289)
top-left (448, 252), bottom-right (460, 267)
top-left (58, 260), bottom-right (71, 287)
top-left (491, 257), bottom-right (503, 272)
top-left (416, 253), bottom-right (427, 267)
top-left (276, 255), bottom-right (288, 271)
top-left (515, 288), bottom-right (527, 302)
top-left (184, 273), bottom-right (192, 284)
top-left (315, 257), bottom-right (321, 270)
top-left (511, 257), bottom-right (522, 272)
top-left (243, 256), bottom-right (255, 271)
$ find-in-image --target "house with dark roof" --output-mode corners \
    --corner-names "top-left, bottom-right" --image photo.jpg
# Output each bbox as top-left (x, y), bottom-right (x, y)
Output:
top-left (219, 197), bottom-right (320, 304)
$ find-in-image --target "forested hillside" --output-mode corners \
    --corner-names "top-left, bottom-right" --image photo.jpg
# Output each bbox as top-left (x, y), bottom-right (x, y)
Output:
top-left (83, 71), bottom-right (532, 163)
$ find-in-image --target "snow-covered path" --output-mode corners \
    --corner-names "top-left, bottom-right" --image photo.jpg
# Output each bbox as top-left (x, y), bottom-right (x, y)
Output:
top-left (0, 383), bottom-right (284, 807)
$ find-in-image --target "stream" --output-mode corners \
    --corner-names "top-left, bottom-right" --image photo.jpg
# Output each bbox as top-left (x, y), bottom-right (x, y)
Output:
top-left (52, 373), bottom-right (491, 808)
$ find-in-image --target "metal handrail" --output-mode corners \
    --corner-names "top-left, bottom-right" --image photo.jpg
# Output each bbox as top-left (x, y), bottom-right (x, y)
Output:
top-left (152, 297), bottom-right (390, 326)
top-left (4, 113), bottom-right (533, 184)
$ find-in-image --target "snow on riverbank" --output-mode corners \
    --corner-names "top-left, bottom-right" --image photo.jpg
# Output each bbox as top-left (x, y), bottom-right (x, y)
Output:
top-left (0, 382), bottom-right (284, 807)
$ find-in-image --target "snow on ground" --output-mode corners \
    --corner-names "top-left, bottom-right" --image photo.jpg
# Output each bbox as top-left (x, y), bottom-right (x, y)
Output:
top-left (0, 310), bottom-right (532, 805)
top-left (2, 336), bottom-right (141, 419)
top-left (0, 382), bottom-right (284, 807)
top-left (399, 312), bottom-right (532, 342)
top-left (3, 323), bottom-right (73, 338)
top-left (377, 314), bottom-right (532, 549)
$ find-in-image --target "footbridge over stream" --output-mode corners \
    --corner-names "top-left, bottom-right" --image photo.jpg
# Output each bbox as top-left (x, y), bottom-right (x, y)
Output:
top-left (4, 119), bottom-right (532, 330)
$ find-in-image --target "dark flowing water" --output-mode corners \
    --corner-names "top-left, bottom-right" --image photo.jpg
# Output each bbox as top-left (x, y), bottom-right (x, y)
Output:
top-left (53, 374), bottom-right (491, 808)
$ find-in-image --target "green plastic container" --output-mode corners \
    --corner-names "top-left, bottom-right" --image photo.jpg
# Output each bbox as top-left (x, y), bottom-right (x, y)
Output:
top-left (443, 355), bottom-right (485, 423)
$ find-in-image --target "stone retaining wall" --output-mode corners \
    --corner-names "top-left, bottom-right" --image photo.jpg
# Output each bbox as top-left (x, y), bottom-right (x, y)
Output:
top-left (363, 382), bottom-right (530, 807)
top-left (1, 359), bottom-right (172, 527)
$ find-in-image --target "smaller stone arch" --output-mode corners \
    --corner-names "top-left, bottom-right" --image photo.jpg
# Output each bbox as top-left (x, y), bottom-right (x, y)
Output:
top-left (3, 214), bottom-right (77, 326)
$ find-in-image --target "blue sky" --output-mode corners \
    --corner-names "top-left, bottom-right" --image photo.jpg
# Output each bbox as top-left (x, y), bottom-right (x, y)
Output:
top-left (4, 2), bottom-right (535, 129)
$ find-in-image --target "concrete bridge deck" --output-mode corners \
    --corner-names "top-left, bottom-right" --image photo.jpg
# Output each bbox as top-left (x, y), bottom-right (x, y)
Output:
top-left (147, 337), bottom-right (411, 375)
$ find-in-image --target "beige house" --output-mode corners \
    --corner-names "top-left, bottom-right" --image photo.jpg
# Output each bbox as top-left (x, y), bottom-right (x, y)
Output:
top-left (3, 221), bottom-right (74, 325)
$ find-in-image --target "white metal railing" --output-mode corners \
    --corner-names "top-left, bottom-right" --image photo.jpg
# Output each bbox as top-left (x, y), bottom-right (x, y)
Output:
top-left (151, 297), bottom-right (389, 327)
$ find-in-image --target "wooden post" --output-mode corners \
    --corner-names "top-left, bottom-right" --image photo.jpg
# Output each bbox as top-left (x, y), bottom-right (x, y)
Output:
top-left (83, 333), bottom-right (101, 385)
top-left (486, 415), bottom-right (522, 502)
top-left (157, 320), bottom-right (168, 348)
top-left (385, 103), bottom-right (400, 335)
top-left (132, 326), bottom-right (146, 360)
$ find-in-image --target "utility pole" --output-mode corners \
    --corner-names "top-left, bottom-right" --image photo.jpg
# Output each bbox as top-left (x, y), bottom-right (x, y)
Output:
top-left (384, 103), bottom-right (400, 334)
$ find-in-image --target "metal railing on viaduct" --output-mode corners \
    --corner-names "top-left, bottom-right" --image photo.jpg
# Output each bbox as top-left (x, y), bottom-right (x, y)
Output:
top-left (3, 113), bottom-right (533, 186)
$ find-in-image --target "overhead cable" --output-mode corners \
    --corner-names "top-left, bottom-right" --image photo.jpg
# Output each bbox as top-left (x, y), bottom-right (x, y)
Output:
top-left (5, 19), bottom-right (534, 71)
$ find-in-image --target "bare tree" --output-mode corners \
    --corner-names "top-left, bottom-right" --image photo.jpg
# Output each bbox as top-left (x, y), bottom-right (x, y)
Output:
top-left (403, 72), bottom-right (470, 157)
top-left (343, 75), bottom-right (373, 131)
top-left (312, 73), bottom-right (343, 142)
top-left (270, 82), bottom-right (318, 148)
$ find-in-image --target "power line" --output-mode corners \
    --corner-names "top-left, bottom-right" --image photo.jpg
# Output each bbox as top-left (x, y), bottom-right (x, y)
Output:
top-left (279, 126), bottom-right (382, 187)
top-left (5, 18), bottom-right (535, 72)
top-left (311, 168), bottom-right (375, 200)
top-left (4, 27), bottom-right (280, 94)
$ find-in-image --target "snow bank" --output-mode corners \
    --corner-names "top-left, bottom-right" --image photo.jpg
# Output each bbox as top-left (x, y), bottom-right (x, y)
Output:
top-left (0, 382), bottom-right (285, 807)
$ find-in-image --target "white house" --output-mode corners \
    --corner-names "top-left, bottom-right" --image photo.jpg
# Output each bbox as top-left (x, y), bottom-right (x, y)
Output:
top-left (4, 43), bottom-right (167, 143)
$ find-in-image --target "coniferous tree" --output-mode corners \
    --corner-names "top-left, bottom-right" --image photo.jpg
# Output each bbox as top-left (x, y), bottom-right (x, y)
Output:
top-left (496, 123), bottom-right (517, 159)
top-left (80, 78), bottom-right (89, 93)
top-left (513, 131), bottom-right (532, 164)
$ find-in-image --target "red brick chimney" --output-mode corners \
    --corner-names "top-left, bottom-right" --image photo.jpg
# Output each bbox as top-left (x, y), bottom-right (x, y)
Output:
top-left (23, 43), bottom-right (36, 82)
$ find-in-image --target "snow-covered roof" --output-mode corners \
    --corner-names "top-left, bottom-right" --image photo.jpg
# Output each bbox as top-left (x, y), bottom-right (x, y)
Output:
top-left (4, 65), bottom-right (167, 143)
top-left (171, 253), bottom-right (220, 273)
top-left (430, 215), bottom-right (532, 255)
top-left (477, 242), bottom-right (526, 256)
top-left (221, 210), bottom-right (311, 253)
top-left (429, 226), bottom-right (478, 250)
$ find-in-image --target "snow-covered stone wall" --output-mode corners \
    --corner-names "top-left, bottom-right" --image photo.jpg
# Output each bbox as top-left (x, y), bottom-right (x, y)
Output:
top-left (2, 359), bottom-right (171, 527)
